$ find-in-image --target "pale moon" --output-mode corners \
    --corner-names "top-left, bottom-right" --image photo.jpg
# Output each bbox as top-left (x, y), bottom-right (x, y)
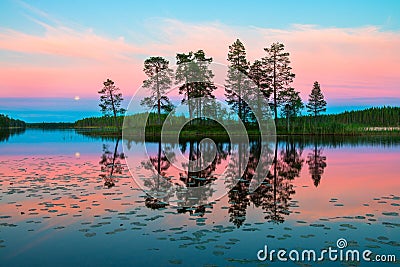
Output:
top-left (74, 96), bottom-right (80, 101)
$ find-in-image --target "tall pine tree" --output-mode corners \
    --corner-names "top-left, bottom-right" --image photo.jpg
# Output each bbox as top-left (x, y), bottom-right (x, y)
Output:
top-left (225, 39), bottom-right (251, 123)
top-left (140, 56), bottom-right (174, 125)
top-left (306, 81), bottom-right (327, 117)
top-left (248, 59), bottom-right (271, 121)
top-left (263, 43), bottom-right (295, 124)
top-left (175, 50), bottom-right (216, 123)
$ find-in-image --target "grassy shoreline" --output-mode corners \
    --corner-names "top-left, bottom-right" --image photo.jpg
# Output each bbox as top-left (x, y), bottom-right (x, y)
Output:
top-left (74, 126), bottom-right (400, 140)
top-left (72, 106), bottom-right (400, 138)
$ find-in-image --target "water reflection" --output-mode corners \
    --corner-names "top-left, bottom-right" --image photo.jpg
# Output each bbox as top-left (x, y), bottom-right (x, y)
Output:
top-left (1, 129), bottom-right (400, 267)
top-left (92, 133), bottom-right (400, 228)
top-left (99, 138), bottom-right (125, 188)
top-left (142, 141), bottom-right (174, 208)
top-left (0, 127), bottom-right (25, 142)
top-left (306, 139), bottom-right (327, 187)
top-left (228, 139), bottom-right (302, 227)
top-left (136, 137), bottom-right (312, 227)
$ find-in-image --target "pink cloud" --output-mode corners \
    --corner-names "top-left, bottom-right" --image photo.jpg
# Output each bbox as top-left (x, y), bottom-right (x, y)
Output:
top-left (0, 17), bottom-right (399, 104)
top-left (152, 21), bottom-right (400, 100)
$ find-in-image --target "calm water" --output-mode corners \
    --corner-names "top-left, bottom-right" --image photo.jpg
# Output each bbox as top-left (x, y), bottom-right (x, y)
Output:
top-left (0, 129), bottom-right (399, 266)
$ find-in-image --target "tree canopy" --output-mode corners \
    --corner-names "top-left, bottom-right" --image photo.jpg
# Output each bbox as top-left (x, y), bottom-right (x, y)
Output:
top-left (98, 79), bottom-right (125, 120)
top-left (141, 56), bottom-right (174, 124)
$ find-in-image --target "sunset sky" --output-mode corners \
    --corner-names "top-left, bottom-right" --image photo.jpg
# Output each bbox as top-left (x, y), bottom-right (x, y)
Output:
top-left (1, 0), bottom-right (399, 122)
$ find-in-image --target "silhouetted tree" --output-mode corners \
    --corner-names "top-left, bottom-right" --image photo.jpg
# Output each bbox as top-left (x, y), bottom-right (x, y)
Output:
top-left (225, 39), bottom-right (252, 123)
top-left (0, 114), bottom-right (26, 129)
top-left (306, 81), bottom-right (327, 117)
top-left (141, 56), bottom-right (174, 124)
top-left (263, 43), bottom-right (295, 124)
top-left (98, 79), bottom-right (125, 128)
top-left (248, 59), bottom-right (271, 121)
top-left (278, 87), bottom-right (303, 132)
top-left (176, 50), bottom-right (216, 124)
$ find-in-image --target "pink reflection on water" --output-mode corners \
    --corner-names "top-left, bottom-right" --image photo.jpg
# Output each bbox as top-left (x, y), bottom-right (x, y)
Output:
top-left (0, 145), bottom-right (399, 226)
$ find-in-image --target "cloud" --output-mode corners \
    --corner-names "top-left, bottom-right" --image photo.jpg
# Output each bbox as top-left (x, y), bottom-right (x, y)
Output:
top-left (0, 7), bottom-right (399, 106)
top-left (147, 20), bottom-right (400, 101)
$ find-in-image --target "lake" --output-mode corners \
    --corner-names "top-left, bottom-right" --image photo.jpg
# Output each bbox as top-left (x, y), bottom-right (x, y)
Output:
top-left (0, 129), bottom-right (399, 266)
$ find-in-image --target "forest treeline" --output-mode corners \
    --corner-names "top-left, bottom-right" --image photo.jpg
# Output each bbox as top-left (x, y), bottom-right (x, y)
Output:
top-left (0, 114), bottom-right (26, 128)
top-left (276, 106), bottom-right (400, 134)
top-left (26, 122), bottom-right (74, 129)
top-left (322, 106), bottom-right (399, 126)
top-left (75, 116), bottom-right (125, 129)
top-left (74, 106), bottom-right (399, 135)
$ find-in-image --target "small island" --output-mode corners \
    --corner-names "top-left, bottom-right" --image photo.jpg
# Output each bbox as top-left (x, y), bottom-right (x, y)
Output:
top-left (71, 40), bottom-right (399, 139)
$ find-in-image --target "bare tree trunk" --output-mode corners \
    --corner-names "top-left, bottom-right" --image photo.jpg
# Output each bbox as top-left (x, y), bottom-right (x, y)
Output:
top-left (273, 58), bottom-right (277, 125)
top-left (156, 69), bottom-right (161, 125)
top-left (157, 140), bottom-right (161, 190)
top-left (110, 138), bottom-right (120, 177)
top-left (109, 90), bottom-right (118, 130)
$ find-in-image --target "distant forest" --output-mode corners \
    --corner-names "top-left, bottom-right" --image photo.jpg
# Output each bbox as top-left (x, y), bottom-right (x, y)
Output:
top-left (0, 114), bottom-right (25, 128)
top-left (276, 106), bottom-right (400, 134)
top-left (26, 122), bottom-right (74, 129)
top-left (319, 106), bottom-right (400, 126)
top-left (1, 106), bottom-right (398, 134)
top-left (74, 106), bottom-right (399, 135)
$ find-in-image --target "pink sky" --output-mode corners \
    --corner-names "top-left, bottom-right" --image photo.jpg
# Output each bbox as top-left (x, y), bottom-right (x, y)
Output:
top-left (1, 18), bottom-right (400, 104)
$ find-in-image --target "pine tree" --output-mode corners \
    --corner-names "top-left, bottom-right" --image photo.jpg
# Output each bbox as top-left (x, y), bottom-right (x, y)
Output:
top-left (278, 87), bottom-right (303, 132)
top-left (140, 56), bottom-right (174, 124)
top-left (263, 43), bottom-right (295, 124)
top-left (306, 81), bottom-right (327, 117)
top-left (248, 59), bottom-right (271, 121)
top-left (225, 39), bottom-right (251, 123)
top-left (176, 50), bottom-right (216, 123)
top-left (98, 79), bottom-right (125, 128)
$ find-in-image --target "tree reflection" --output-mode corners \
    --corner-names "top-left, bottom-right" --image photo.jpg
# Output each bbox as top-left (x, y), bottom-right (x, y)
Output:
top-left (141, 141), bottom-right (175, 208)
top-left (177, 205), bottom-right (206, 216)
top-left (226, 142), bottom-right (252, 228)
top-left (138, 138), bottom-right (313, 226)
top-left (228, 138), bottom-right (302, 227)
top-left (0, 128), bottom-right (25, 143)
top-left (279, 139), bottom-right (304, 180)
top-left (176, 140), bottom-right (229, 208)
top-left (99, 138), bottom-right (125, 188)
top-left (306, 141), bottom-right (327, 187)
top-left (228, 182), bottom-right (250, 227)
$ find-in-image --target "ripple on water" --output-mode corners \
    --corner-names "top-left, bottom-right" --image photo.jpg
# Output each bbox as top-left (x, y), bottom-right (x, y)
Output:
top-left (382, 212), bottom-right (399, 216)
top-left (309, 223), bottom-right (325, 228)
top-left (84, 232), bottom-right (96, 238)
top-left (168, 259), bottom-right (182, 265)
top-left (212, 250), bottom-right (224, 256)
